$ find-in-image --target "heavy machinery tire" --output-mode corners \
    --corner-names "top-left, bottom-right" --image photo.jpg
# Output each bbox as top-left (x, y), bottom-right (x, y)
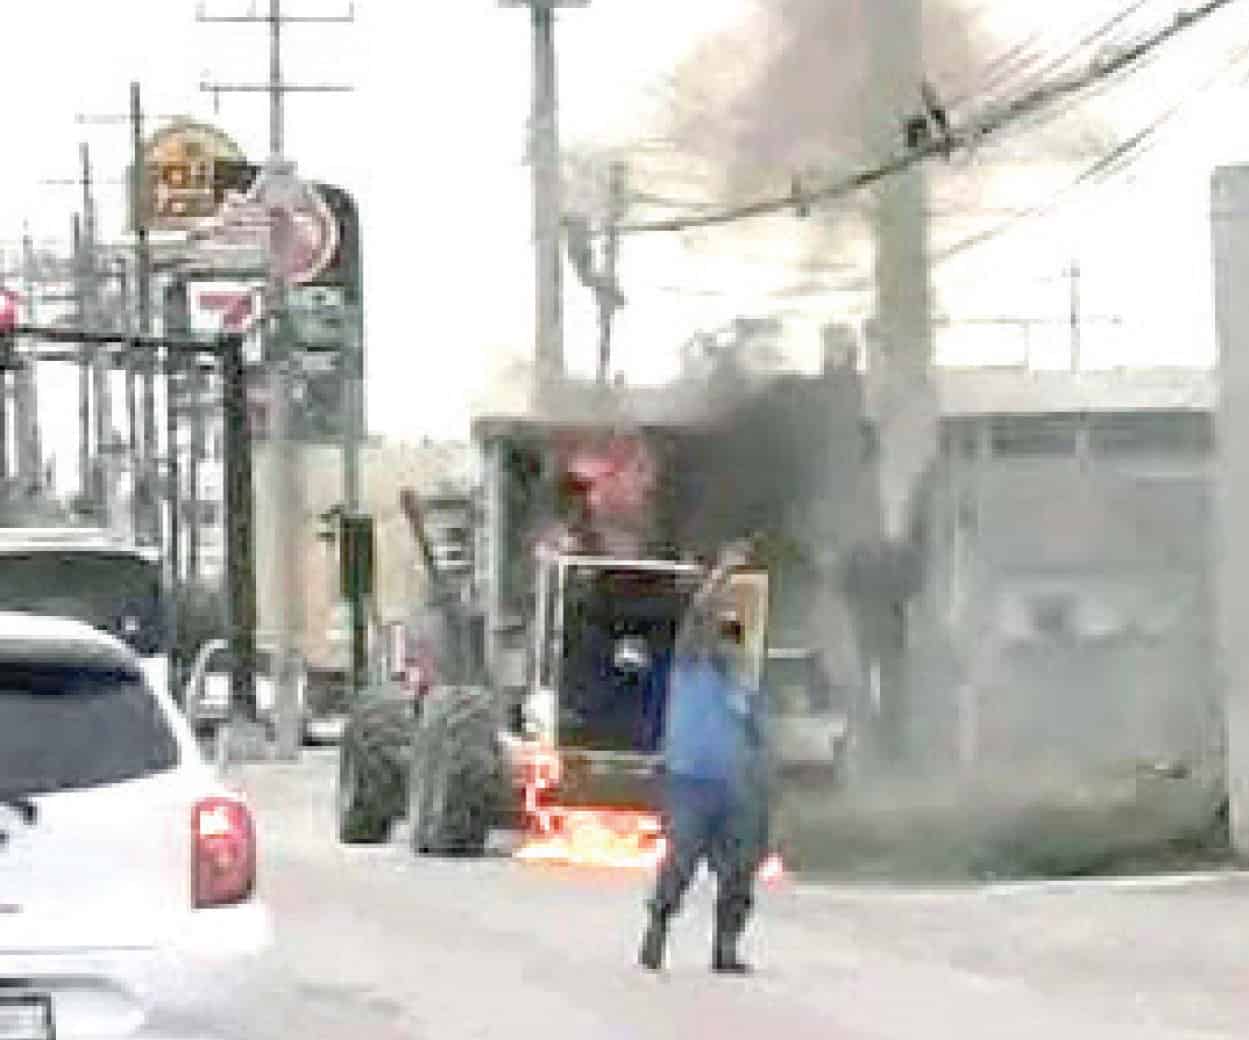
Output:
top-left (409, 686), bottom-right (507, 857)
top-left (336, 696), bottom-right (415, 845)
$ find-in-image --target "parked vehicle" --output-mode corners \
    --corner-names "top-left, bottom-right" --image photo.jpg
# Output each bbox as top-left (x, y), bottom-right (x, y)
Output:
top-left (183, 638), bottom-right (309, 742)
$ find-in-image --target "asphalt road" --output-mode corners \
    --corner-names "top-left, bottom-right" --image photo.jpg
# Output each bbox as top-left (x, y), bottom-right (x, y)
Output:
top-left (195, 749), bottom-right (1249, 1039)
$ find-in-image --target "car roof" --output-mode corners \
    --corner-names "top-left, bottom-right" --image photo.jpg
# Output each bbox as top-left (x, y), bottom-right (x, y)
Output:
top-left (0, 611), bottom-right (138, 672)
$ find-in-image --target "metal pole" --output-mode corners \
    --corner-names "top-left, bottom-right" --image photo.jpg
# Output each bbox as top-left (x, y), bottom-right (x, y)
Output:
top-left (72, 213), bottom-right (90, 509)
top-left (81, 142), bottom-right (110, 519)
top-left (188, 322), bottom-right (204, 583)
top-left (222, 331), bottom-right (257, 729)
top-left (131, 82), bottom-right (155, 543)
top-left (117, 257), bottom-right (137, 538)
top-left (531, 1), bottom-right (564, 389)
top-left (343, 305), bottom-right (366, 699)
top-left (165, 345), bottom-right (182, 592)
top-left (0, 358), bottom-right (8, 484)
top-left (269, 0), bottom-right (284, 158)
top-left (17, 229), bottom-right (41, 489)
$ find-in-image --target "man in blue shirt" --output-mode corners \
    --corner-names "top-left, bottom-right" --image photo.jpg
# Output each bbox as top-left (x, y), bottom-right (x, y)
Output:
top-left (639, 543), bottom-right (770, 975)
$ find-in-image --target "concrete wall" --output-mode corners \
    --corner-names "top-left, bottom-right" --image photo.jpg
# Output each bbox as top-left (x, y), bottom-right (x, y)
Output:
top-left (928, 412), bottom-right (1217, 781)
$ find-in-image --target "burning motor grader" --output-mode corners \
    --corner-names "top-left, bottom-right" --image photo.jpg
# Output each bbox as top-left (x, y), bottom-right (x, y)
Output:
top-left (336, 374), bottom-right (867, 865)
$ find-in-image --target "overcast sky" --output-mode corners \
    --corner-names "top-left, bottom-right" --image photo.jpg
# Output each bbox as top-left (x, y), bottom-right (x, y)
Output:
top-left (6, 0), bottom-right (1249, 484)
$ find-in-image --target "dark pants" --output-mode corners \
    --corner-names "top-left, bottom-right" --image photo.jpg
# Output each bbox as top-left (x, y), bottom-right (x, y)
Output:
top-left (650, 775), bottom-right (764, 934)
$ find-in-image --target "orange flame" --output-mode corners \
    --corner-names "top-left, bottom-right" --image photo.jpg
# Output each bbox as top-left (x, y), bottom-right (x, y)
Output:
top-left (515, 809), bottom-right (667, 871)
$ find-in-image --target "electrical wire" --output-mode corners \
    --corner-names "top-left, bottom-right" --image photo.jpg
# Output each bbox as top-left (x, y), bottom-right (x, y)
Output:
top-left (619, 0), bottom-right (1242, 236)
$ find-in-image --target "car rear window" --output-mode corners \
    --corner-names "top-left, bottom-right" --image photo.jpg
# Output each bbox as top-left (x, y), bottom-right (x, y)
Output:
top-left (0, 662), bottom-right (179, 796)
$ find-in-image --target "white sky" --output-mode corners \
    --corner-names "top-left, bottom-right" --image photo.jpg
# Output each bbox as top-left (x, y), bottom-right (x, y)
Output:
top-left (6, 0), bottom-right (1249, 484)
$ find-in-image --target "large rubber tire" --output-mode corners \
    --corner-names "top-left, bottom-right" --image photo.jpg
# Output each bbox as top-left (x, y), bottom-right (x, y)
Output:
top-left (336, 696), bottom-right (415, 845)
top-left (408, 686), bottom-right (507, 857)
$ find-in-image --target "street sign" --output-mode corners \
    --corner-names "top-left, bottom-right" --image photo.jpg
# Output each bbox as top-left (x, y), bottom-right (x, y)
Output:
top-left (187, 281), bottom-right (265, 364)
top-left (138, 119), bottom-right (249, 231)
top-left (189, 167), bottom-right (339, 285)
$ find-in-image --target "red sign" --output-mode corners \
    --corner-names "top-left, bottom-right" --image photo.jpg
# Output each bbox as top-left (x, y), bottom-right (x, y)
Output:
top-left (0, 289), bottom-right (19, 333)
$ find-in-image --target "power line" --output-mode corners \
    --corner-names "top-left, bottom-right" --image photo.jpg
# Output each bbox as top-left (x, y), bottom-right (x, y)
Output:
top-left (980, 0), bottom-right (1161, 107)
top-left (933, 33), bottom-right (1249, 273)
top-left (619, 0), bottom-right (1241, 236)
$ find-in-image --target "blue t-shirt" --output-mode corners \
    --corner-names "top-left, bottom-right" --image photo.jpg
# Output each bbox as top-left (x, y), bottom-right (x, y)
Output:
top-left (662, 654), bottom-right (759, 784)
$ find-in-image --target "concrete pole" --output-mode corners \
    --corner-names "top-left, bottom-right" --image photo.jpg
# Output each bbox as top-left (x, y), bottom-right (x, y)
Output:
top-left (867, 0), bottom-right (936, 535)
top-left (266, 0), bottom-right (304, 762)
top-left (531, 1), bottom-right (564, 389)
top-left (865, 0), bottom-right (936, 770)
top-left (1211, 166), bottom-right (1249, 857)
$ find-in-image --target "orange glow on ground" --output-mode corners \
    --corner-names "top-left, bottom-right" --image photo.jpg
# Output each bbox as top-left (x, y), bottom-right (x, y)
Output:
top-left (514, 806), bottom-right (789, 884)
top-left (515, 809), bottom-right (667, 870)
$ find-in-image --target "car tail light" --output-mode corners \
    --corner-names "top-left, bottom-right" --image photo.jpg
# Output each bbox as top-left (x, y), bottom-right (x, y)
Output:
top-left (192, 797), bottom-right (256, 909)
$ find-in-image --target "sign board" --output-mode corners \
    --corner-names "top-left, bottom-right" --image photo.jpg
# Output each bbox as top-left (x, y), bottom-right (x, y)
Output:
top-left (190, 166), bottom-right (340, 285)
top-left (288, 284), bottom-right (347, 346)
top-left (139, 119), bottom-right (249, 231)
top-left (187, 281), bottom-right (265, 364)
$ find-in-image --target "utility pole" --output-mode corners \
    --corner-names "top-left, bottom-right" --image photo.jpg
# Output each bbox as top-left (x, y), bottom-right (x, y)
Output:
top-left (501, 0), bottom-right (587, 391)
top-left (80, 142), bottom-right (111, 520)
top-left (17, 229), bottom-right (41, 489)
top-left (199, 0), bottom-right (353, 761)
top-left (864, 0), bottom-right (937, 772)
top-left (164, 283), bottom-right (184, 672)
top-left (341, 303), bottom-right (363, 692)
top-left (1212, 166), bottom-right (1249, 858)
top-left (131, 82), bottom-right (157, 545)
top-left (72, 213), bottom-right (91, 509)
top-left (187, 288), bottom-right (205, 585)
top-left (221, 330), bottom-right (257, 735)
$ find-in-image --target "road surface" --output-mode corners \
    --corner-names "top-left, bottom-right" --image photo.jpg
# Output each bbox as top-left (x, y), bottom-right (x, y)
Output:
top-left (185, 749), bottom-right (1249, 1039)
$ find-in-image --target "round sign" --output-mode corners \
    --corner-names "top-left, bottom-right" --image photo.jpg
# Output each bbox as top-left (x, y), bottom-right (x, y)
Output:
top-left (271, 184), bottom-right (339, 285)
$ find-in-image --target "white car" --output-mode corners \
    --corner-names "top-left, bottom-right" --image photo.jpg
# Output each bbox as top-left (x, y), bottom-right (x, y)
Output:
top-left (0, 612), bottom-right (272, 1039)
top-left (184, 639), bottom-right (307, 741)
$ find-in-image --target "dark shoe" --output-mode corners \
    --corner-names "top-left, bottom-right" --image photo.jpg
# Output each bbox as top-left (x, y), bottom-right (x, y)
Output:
top-left (712, 901), bottom-right (752, 974)
top-left (714, 933), bottom-right (749, 973)
top-left (639, 910), bottom-right (669, 971)
top-left (711, 945), bottom-right (753, 975)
